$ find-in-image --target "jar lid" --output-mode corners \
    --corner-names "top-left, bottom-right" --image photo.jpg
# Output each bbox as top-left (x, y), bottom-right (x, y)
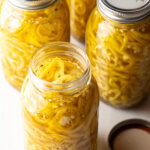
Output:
top-left (8, 0), bottom-right (57, 10)
top-left (97, 0), bottom-right (150, 23)
top-left (108, 119), bottom-right (150, 150)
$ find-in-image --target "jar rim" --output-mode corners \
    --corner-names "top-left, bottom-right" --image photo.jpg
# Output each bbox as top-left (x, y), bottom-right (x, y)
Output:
top-left (7, 0), bottom-right (57, 10)
top-left (97, 0), bottom-right (150, 23)
top-left (29, 42), bottom-right (91, 92)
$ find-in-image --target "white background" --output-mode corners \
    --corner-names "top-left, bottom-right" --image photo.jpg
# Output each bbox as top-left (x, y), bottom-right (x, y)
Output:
top-left (0, 38), bottom-right (150, 150)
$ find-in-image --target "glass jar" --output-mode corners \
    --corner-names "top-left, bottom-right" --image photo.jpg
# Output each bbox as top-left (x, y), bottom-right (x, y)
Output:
top-left (0, 0), bottom-right (70, 90)
top-left (0, 0), bottom-right (4, 10)
top-left (86, 0), bottom-right (150, 108)
top-left (21, 42), bottom-right (99, 150)
top-left (66, 0), bottom-right (96, 42)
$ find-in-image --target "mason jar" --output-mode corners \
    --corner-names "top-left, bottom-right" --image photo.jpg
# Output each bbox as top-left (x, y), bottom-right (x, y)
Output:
top-left (66, 0), bottom-right (96, 42)
top-left (21, 42), bottom-right (99, 150)
top-left (0, 0), bottom-right (70, 90)
top-left (86, 0), bottom-right (150, 108)
top-left (0, 0), bottom-right (4, 10)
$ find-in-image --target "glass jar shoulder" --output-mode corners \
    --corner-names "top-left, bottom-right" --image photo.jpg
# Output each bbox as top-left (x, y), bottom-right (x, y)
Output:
top-left (87, 8), bottom-right (150, 60)
top-left (21, 76), bottom-right (99, 123)
top-left (0, 0), bottom-right (69, 35)
top-left (86, 7), bottom-right (105, 36)
top-left (86, 8), bottom-right (104, 66)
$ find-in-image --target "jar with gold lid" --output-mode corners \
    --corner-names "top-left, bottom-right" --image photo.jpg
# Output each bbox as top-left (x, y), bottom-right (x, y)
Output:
top-left (0, 0), bottom-right (70, 90)
top-left (86, 0), bottom-right (150, 108)
top-left (21, 42), bottom-right (99, 150)
top-left (66, 0), bottom-right (96, 42)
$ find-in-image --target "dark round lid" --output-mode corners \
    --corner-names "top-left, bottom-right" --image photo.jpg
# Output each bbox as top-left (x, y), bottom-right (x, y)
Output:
top-left (109, 119), bottom-right (150, 150)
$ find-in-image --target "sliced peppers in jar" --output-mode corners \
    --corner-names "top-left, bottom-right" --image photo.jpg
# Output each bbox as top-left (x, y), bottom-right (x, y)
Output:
top-left (86, 8), bottom-right (150, 108)
top-left (22, 54), bottom-right (99, 150)
top-left (0, 0), bottom-right (70, 90)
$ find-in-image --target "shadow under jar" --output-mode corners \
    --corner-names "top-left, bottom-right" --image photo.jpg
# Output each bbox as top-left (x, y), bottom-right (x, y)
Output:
top-left (0, 0), bottom-right (70, 90)
top-left (21, 42), bottom-right (100, 150)
top-left (86, 0), bottom-right (150, 108)
top-left (66, 0), bottom-right (96, 43)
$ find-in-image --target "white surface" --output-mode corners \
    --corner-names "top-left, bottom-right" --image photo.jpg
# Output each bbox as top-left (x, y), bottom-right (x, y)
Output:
top-left (0, 37), bottom-right (150, 150)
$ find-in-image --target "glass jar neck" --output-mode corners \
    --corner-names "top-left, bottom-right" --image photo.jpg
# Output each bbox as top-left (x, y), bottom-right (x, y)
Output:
top-left (29, 42), bottom-right (91, 94)
top-left (7, 0), bottom-right (57, 10)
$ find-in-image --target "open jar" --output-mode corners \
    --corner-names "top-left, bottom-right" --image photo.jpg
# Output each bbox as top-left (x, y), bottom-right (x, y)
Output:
top-left (86, 0), bottom-right (150, 108)
top-left (0, 0), bottom-right (70, 90)
top-left (21, 42), bottom-right (99, 150)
